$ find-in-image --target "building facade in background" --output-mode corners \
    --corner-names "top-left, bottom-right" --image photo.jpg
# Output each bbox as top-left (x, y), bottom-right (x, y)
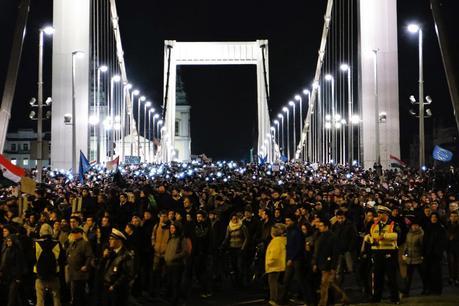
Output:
top-left (3, 129), bottom-right (50, 169)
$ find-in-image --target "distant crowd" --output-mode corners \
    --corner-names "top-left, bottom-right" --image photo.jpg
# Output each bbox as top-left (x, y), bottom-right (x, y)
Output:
top-left (0, 160), bottom-right (458, 306)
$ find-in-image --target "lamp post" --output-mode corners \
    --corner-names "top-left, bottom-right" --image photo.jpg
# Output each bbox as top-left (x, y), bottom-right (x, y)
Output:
top-left (340, 63), bottom-right (352, 164)
top-left (282, 107), bottom-right (290, 160)
top-left (277, 114), bottom-right (284, 157)
top-left (151, 112), bottom-right (159, 161)
top-left (143, 102), bottom-right (152, 162)
top-left (289, 100), bottom-right (296, 160)
top-left (71, 51), bottom-right (84, 175)
top-left (273, 119), bottom-right (280, 149)
top-left (109, 75), bottom-right (121, 160)
top-left (129, 89), bottom-right (139, 155)
top-left (408, 23), bottom-right (425, 169)
top-left (325, 74), bottom-right (335, 162)
top-left (95, 65), bottom-right (108, 163)
top-left (147, 109), bottom-right (154, 162)
top-left (121, 83), bottom-right (131, 162)
top-left (36, 26), bottom-right (54, 182)
top-left (137, 95), bottom-right (146, 156)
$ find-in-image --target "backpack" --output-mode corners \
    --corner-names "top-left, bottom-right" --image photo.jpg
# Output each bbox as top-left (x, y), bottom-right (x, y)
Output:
top-left (36, 241), bottom-right (58, 280)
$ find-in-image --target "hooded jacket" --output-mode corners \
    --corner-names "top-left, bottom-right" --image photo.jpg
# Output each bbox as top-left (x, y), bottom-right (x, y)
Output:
top-left (403, 227), bottom-right (424, 265)
top-left (164, 223), bottom-right (189, 266)
top-left (265, 236), bottom-right (287, 273)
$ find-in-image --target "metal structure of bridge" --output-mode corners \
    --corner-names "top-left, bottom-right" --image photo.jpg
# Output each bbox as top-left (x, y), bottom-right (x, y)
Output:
top-left (0, 0), bottom-right (411, 171)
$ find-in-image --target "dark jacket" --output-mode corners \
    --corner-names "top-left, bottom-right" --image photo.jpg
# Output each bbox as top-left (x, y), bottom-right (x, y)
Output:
top-left (286, 225), bottom-right (304, 261)
top-left (34, 236), bottom-right (63, 280)
top-left (103, 247), bottom-right (135, 289)
top-left (403, 227), bottom-right (424, 265)
top-left (331, 219), bottom-right (357, 253)
top-left (424, 222), bottom-right (447, 259)
top-left (0, 238), bottom-right (25, 282)
top-left (447, 221), bottom-right (459, 251)
top-left (313, 230), bottom-right (339, 271)
top-left (193, 221), bottom-right (211, 255)
top-left (66, 237), bottom-right (94, 281)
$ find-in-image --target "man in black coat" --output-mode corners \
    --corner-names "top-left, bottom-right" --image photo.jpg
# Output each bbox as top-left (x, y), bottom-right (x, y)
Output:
top-left (423, 212), bottom-right (448, 294)
top-left (313, 218), bottom-right (349, 306)
top-left (331, 210), bottom-right (357, 282)
top-left (101, 228), bottom-right (135, 306)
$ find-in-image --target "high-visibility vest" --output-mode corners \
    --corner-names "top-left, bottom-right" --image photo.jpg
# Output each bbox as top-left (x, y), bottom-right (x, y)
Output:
top-left (370, 220), bottom-right (398, 250)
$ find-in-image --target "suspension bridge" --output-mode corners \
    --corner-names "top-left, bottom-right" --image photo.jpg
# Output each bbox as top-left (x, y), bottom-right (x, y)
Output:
top-left (1, 0), bottom-right (457, 171)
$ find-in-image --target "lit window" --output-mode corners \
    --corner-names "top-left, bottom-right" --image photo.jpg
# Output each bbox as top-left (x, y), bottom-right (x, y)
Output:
top-left (11, 158), bottom-right (17, 165)
top-left (23, 158), bottom-right (29, 166)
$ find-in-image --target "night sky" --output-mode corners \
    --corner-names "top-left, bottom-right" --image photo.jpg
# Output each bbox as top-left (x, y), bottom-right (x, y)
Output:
top-left (0, 0), bottom-right (458, 162)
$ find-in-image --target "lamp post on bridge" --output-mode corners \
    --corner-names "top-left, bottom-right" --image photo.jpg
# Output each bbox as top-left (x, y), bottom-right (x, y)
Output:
top-left (340, 63), bottom-right (353, 165)
top-left (325, 74), bottom-right (335, 163)
top-left (137, 95), bottom-right (146, 157)
top-left (151, 113), bottom-right (159, 161)
top-left (143, 102), bottom-right (152, 162)
top-left (282, 106), bottom-right (290, 160)
top-left (95, 65), bottom-right (108, 163)
top-left (36, 26), bottom-right (54, 182)
top-left (130, 89), bottom-right (139, 156)
top-left (273, 120), bottom-right (280, 151)
top-left (407, 23), bottom-right (426, 169)
top-left (277, 113), bottom-right (284, 158)
top-left (289, 100), bottom-right (296, 160)
top-left (109, 75), bottom-right (121, 160)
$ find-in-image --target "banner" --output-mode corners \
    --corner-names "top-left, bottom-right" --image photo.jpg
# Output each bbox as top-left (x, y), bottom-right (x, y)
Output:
top-left (20, 177), bottom-right (36, 195)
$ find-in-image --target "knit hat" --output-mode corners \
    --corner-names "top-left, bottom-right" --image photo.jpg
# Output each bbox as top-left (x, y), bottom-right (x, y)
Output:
top-left (39, 223), bottom-right (53, 237)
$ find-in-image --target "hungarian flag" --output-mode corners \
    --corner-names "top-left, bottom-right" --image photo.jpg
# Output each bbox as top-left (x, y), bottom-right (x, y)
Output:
top-left (389, 154), bottom-right (406, 168)
top-left (0, 154), bottom-right (26, 183)
top-left (106, 156), bottom-right (120, 171)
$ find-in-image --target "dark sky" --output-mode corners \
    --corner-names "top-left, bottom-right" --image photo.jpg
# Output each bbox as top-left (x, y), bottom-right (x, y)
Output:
top-left (0, 0), bottom-right (458, 161)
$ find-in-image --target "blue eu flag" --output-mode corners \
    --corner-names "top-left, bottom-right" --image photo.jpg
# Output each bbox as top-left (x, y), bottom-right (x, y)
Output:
top-left (432, 145), bottom-right (453, 162)
top-left (78, 151), bottom-right (91, 182)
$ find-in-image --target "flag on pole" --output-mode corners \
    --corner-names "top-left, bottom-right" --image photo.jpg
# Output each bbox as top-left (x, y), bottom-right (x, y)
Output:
top-left (432, 145), bottom-right (453, 162)
top-left (106, 156), bottom-right (120, 171)
top-left (389, 154), bottom-right (406, 168)
top-left (258, 155), bottom-right (267, 165)
top-left (0, 154), bottom-right (26, 183)
top-left (78, 151), bottom-right (91, 182)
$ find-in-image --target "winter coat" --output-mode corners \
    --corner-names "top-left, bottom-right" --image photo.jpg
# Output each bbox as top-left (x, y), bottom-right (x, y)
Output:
top-left (102, 247), bottom-right (135, 289)
top-left (0, 239), bottom-right (25, 282)
top-left (403, 227), bottom-right (424, 265)
top-left (223, 221), bottom-right (248, 250)
top-left (313, 230), bottom-right (339, 271)
top-left (265, 236), bottom-right (287, 273)
top-left (66, 238), bottom-right (94, 281)
top-left (331, 219), bottom-right (357, 253)
top-left (423, 222), bottom-right (447, 259)
top-left (447, 221), bottom-right (459, 252)
top-left (193, 221), bottom-right (211, 255)
top-left (286, 225), bottom-right (304, 261)
top-left (152, 223), bottom-right (170, 257)
top-left (164, 235), bottom-right (188, 266)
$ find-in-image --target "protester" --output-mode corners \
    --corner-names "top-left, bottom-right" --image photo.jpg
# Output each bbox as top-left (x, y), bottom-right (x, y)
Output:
top-left (0, 159), bottom-right (457, 306)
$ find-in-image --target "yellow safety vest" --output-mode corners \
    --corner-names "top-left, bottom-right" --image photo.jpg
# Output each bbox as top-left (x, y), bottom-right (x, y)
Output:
top-left (369, 221), bottom-right (398, 250)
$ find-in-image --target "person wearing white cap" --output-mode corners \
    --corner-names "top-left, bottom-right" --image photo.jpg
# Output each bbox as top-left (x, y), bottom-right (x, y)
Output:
top-left (364, 205), bottom-right (401, 304)
top-left (101, 228), bottom-right (134, 306)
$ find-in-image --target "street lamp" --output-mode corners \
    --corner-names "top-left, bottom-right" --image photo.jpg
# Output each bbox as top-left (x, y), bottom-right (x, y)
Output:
top-left (283, 106), bottom-right (290, 160)
top-left (273, 119), bottom-right (280, 149)
top-left (129, 89), bottom-right (139, 155)
top-left (137, 95), bottom-right (146, 156)
top-left (109, 75), bottom-right (121, 160)
top-left (340, 63), bottom-right (353, 164)
top-left (289, 100), bottom-right (296, 159)
top-left (150, 114), bottom-right (159, 160)
top-left (95, 65), bottom-right (108, 163)
top-left (277, 114), bottom-right (284, 157)
top-left (143, 102), bottom-right (152, 162)
top-left (325, 74), bottom-right (335, 162)
top-left (35, 26), bottom-right (54, 182)
top-left (408, 23), bottom-right (426, 169)
top-left (71, 50), bottom-right (84, 175)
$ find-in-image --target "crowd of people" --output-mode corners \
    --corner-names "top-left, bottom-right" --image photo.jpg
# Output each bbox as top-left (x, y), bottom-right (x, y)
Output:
top-left (0, 160), bottom-right (458, 306)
